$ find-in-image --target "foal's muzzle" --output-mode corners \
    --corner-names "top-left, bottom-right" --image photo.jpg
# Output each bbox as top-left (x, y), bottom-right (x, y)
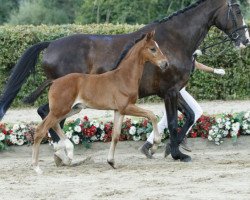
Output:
top-left (158, 60), bottom-right (169, 71)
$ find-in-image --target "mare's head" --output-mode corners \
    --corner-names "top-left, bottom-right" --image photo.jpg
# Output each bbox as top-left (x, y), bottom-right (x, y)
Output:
top-left (214, 0), bottom-right (250, 48)
top-left (140, 31), bottom-right (169, 71)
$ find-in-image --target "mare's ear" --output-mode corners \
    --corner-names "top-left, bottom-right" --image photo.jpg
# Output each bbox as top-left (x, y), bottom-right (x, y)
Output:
top-left (146, 30), bottom-right (155, 41)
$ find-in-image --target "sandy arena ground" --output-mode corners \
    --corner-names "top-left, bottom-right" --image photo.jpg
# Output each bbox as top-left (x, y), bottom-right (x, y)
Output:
top-left (0, 101), bottom-right (250, 200)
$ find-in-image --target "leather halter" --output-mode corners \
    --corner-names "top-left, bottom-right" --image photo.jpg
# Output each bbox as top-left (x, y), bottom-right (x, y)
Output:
top-left (227, 0), bottom-right (248, 41)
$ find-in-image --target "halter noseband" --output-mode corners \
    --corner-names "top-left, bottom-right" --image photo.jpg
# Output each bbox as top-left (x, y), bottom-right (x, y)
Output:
top-left (227, 0), bottom-right (248, 41)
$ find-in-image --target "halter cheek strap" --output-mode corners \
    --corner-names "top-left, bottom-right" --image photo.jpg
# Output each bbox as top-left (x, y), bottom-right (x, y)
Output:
top-left (227, 1), bottom-right (248, 41)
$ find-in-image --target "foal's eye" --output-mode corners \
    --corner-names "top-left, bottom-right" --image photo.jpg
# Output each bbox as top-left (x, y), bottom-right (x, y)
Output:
top-left (150, 48), bottom-right (156, 53)
top-left (236, 10), bottom-right (241, 15)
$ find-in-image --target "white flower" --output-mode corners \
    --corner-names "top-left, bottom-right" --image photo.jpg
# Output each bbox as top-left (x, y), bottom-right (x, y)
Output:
top-left (129, 126), bottom-right (136, 135)
top-left (10, 135), bottom-right (17, 144)
top-left (90, 120), bottom-right (99, 128)
top-left (218, 123), bottom-right (224, 128)
top-left (244, 112), bottom-right (250, 119)
top-left (99, 124), bottom-right (104, 130)
top-left (133, 135), bottom-right (141, 141)
top-left (215, 141), bottom-right (220, 145)
top-left (74, 126), bottom-right (81, 133)
top-left (242, 123), bottom-right (248, 130)
top-left (91, 135), bottom-right (97, 141)
top-left (0, 133), bottom-right (5, 141)
top-left (217, 135), bottom-right (222, 139)
top-left (232, 122), bottom-right (240, 132)
top-left (215, 138), bottom-right (220, 142)
top-left (72, 135), bottom-right (80, 144)
top-left (20, 124), bottom-right (26, 129)
top-left (231, 131), bottom-right (237, 137)
top-left (225, 121), bottom-right (231, 130)
top-left (223, 130), bottom-right (228, 137)
top-left (17, 139), bottom-right (24, 146)
top-left (246, 129), bottom-right (250, 134)
top-left (65, 131), bottom-right (73, 139)
top-left (208, 136), bottom-right (213, 141)
top-left (216, 118), bottom-right (222, 123)
top-left (17, 130), bottom-right (23, 136)
top-left (12, 124), bottom-right (20, 131)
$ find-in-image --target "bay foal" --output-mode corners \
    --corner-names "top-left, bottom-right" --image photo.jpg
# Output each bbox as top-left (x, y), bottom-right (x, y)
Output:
top-left (32, 31), bottom-right (168, 174)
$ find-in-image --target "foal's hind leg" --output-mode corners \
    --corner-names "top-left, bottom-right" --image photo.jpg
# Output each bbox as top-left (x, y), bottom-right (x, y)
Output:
top-left (32, 114), bottom-right (58, 174)
top-left (123, 104), bottom-right (161, 152)
top-left (52, 124), bottom-right (73, 166)
top-left (53, 103), bottom-right (84, 166)
top-left (107, 111), bottom-right (124, 168)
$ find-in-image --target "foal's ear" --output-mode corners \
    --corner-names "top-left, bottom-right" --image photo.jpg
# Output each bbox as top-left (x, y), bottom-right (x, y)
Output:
top-left (146, 30), bottom-right (155, 41)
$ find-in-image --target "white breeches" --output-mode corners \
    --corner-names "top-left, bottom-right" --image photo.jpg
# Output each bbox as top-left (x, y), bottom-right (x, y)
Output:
top-left (147, 88), bottom-right (203, 144)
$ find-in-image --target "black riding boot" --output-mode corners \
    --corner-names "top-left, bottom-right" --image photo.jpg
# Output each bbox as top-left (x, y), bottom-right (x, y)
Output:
top-left (139, 141), bottom-right (153, 159)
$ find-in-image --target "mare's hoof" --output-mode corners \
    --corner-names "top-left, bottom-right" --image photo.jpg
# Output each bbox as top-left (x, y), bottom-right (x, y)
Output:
top-left (164, 143), bottom-right (171, 158)
top-left (107, 159), bottom-right (116, 169)
top-left (180, 155), bottom-right (192, 162)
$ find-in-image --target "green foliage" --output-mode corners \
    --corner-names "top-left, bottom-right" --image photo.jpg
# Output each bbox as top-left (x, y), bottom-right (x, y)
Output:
top-left (8, 0), bottom-right (78, 25)
top-left (188, 28), bottom-right (250, 100)
top-left (75, 0), bottom-right (250, 24)
top-left (0, 0), bottom-right (19, 25)
top-left (0, 24), bottom-right (249, 109)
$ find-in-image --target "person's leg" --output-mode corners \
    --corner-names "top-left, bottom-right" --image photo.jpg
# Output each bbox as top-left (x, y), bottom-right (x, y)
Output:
top-left (178, 88), bottom-right (203, 151)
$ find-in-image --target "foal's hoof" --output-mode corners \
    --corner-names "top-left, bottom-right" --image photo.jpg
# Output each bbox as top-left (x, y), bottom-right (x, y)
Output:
top-left (33, 166), bottom-right (43, 175)
top-left (54, 154), bottom-right (63, 167)
top-left (164, 143), bottom-right (171, 158)
top-left (107, 159), bottom-right (116, 169)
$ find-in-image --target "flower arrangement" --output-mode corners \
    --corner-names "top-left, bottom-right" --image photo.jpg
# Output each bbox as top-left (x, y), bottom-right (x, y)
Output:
top-left (0, 111), bottom-right (250, 151)
top-left (208, 113), bottom-right (241, 145)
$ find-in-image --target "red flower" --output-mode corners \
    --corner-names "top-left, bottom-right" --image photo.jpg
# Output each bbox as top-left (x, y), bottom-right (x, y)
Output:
top-left (191, 132), bottom-right (197, 138)
top-left (83, 116), bottom-right (89, 122)
top-left (2, 130), bottom-right (7, 135)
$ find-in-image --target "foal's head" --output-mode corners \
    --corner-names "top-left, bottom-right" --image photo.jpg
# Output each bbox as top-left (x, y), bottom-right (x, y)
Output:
top-left (140, 31), bottom-right (169, 71)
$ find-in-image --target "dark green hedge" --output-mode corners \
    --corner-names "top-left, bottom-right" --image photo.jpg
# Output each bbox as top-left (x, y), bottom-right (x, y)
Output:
top-left (0, 24), bottom-right (249, 108)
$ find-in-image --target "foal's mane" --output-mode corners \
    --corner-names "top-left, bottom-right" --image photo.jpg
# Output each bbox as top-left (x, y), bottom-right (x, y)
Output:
top-left (112, 33), bottom-right (146, 70)
top-left (156, 0), bottom-right (208, 23)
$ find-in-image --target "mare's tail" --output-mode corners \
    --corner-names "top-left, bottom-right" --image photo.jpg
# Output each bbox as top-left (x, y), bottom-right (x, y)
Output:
top-left (0, 41), bottom-right (50, 120)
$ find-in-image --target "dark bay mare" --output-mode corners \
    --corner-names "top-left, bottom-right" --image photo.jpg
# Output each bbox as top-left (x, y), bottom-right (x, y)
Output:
top-left (0, 0), bottom-right (249, 163)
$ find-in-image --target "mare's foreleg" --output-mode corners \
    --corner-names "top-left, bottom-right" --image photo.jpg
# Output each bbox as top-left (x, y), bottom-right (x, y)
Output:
top-left (107, 111), bottom-right (124, 168)
top-left (164, 90), bottom-right (191, 162)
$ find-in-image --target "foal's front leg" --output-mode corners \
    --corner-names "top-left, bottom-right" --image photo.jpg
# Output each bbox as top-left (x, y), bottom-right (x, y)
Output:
top-left (107, 111), bottom-right (124, 168)
top-left (123, 104), bottom-right (161, 150)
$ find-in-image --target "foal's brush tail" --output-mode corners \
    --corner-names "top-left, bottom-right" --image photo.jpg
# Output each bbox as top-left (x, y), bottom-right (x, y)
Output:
top-left (0, 41), bottom-right (50, 120)
top-left (23, 79), bottom-right (53, 104)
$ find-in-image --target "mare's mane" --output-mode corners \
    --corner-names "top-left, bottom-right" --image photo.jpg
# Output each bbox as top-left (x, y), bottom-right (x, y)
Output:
top-left (156, 0), bottom-right (208, 23)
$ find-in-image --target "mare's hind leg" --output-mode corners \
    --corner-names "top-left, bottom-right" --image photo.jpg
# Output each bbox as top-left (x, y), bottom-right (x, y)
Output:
top-left (107, 111), bottom-right (124, 168)
top-left (32, 113), bottom-right (58, 174)
top-left (123, 104), bottom-right (161, 147)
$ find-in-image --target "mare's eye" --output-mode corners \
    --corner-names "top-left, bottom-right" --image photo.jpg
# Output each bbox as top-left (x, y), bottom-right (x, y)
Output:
top-left (150, 48), bottom-right (156, 53)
